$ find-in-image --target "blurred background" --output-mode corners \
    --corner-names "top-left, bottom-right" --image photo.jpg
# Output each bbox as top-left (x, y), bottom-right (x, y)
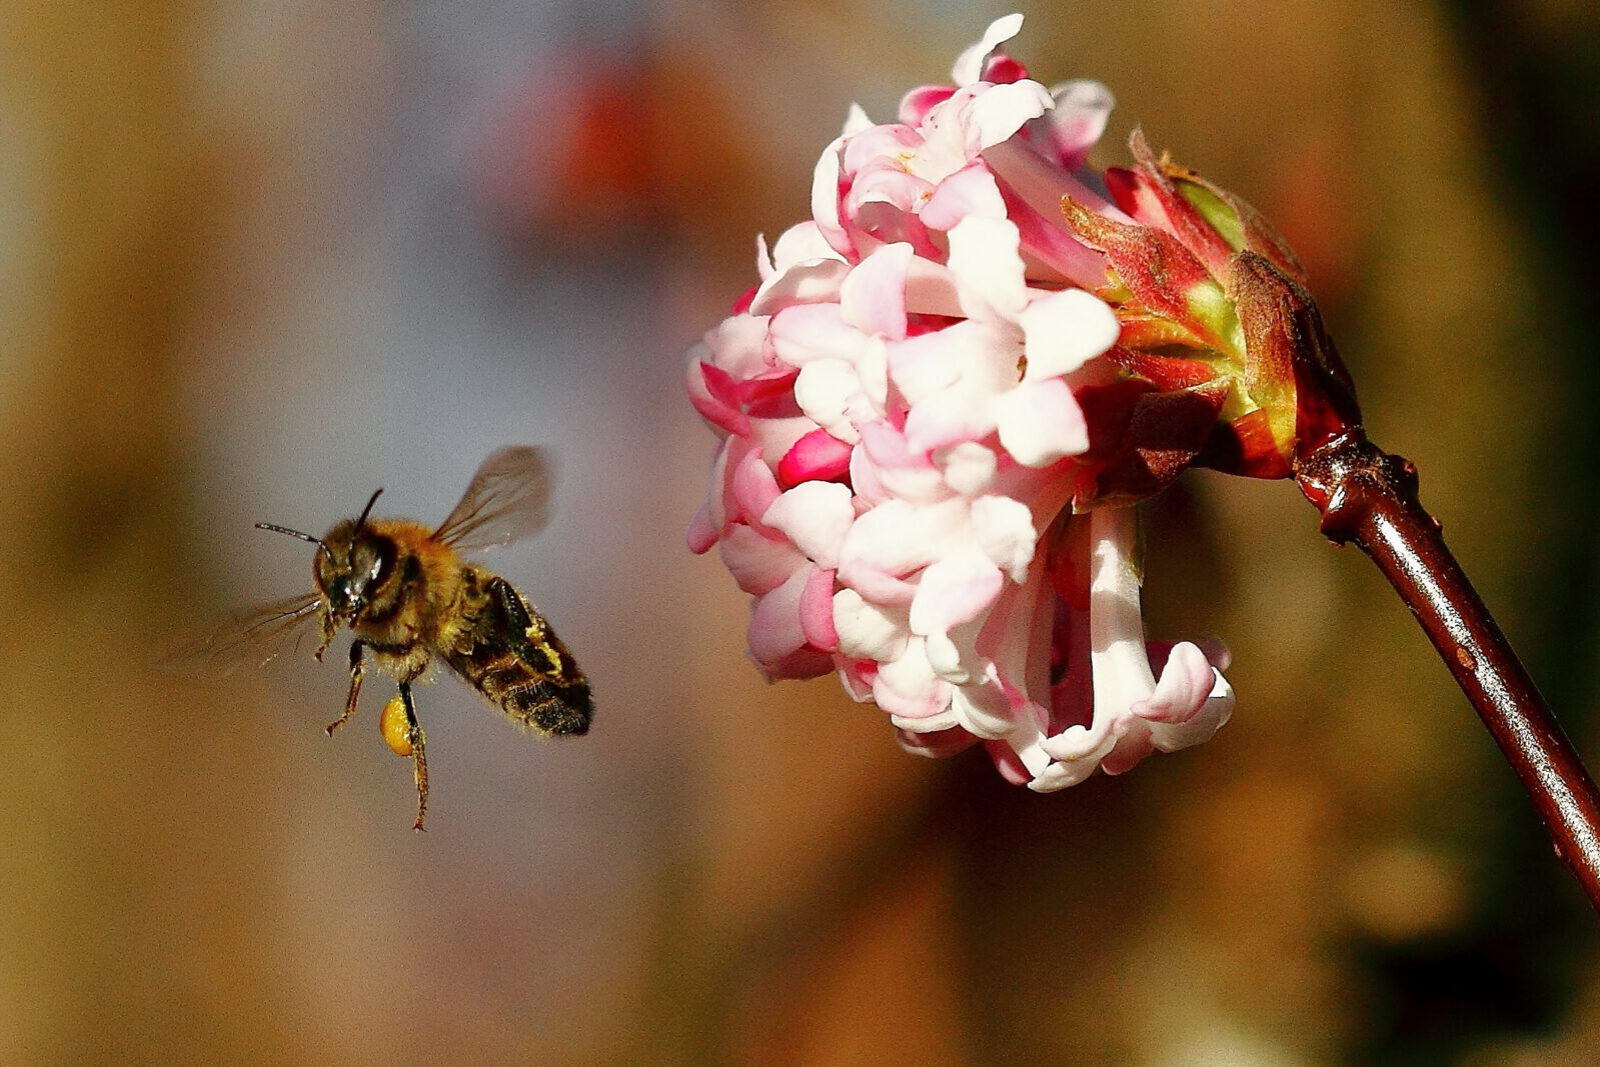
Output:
top-left (2, 0), bottom-right (1597, 1062)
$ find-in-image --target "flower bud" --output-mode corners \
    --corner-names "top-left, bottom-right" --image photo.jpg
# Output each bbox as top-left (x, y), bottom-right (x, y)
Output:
top-left (1061, 131), bottom-right (1360, 479)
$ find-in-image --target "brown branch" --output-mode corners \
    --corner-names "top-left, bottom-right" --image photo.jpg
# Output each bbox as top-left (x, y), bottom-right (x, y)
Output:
top-left (1294, 429), bottom-right (1600, 910)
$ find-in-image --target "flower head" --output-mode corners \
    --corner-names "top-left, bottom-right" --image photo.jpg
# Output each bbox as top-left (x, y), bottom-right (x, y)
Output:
top-left (687, 14), bottom-right (1233, 790)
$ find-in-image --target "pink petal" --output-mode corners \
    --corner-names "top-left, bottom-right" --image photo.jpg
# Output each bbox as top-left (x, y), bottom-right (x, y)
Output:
top-left (898, 726), bottom-right (978, 759)
top-left (1132, 640), bottom-right (1215, 724)
top-left (748, 565), bottom-right (827, 677)
top-left (855, 420), bottom-right (948, 502)
top-left (728, 445), bottom-right (782, 524)
top-left (982, 737), bottom-right (1035, 784)
top-left (687, 503), bottom-right (718, 554)
top-left (839, 242), bottom-right (912, 339)
top-left (777, 428), bottom-right (853, 487)
top-left (1045, 79), bottom-right (1114, 167)
top-left (719, 523), bottom-right (808, 596)
top-left (909, 546), bottom-right (1003, 639)
top-left (687, 361), bottom-right (750, 437)
top-left (921, 165), bottom-right (1007, 231)
top-left (799, 566), bottom-right (839, 651)
top-left (995, 179), bottom-right (1111, 291)
top-left (980, 55), bottom-right (1030, 85)
top-left (756, 646), bottom-right (835, 681)
top-left (847, 442), bottom-right (888, 505)
top-left (747, 415), bottom-right (820, 477)
top-left (810, 136), bottom-right (851, 257)
top-left (837, 657), bottom-right (877, 701)
top-left (903, 385), bottom-right (997, 454)
top-left (899, 85), bottom-right (955, 126)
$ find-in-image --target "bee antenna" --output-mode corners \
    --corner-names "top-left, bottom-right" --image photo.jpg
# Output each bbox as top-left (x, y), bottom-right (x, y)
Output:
top-left (352, 488), bottom-right (383, 536)
top-left (256, 522), bottom-right (335, 562)
top-left (348, 487), bottom-right (383, 565)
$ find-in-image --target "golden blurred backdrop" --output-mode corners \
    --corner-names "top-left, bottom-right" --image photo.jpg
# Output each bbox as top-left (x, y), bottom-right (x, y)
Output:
top-left (2, 0), bottom-right (1597, 1062)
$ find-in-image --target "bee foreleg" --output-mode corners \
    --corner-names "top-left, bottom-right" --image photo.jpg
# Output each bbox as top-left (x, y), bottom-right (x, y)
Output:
top-left (399, 681), bottom-right (429, 831)
top-left (327, 640), bottom-right (365, 736)
top-left (314, 609), bottom-right (337, 663)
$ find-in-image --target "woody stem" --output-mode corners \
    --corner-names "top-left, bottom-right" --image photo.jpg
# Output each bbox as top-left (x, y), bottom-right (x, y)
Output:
top-left (1295, 429), bottom-right (1600, 912)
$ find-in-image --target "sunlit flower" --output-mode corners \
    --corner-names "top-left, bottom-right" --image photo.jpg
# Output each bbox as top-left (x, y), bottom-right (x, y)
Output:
top-left (687, 14), bottom-right (1233, 790)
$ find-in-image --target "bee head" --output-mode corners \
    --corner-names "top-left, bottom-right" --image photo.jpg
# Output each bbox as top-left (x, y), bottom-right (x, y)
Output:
top-left (260, 487), bottom-right (395, 629)
top-left (317, 532), bottom-right (396, 623)
top-left (314, 487), bottom-right (400, 625)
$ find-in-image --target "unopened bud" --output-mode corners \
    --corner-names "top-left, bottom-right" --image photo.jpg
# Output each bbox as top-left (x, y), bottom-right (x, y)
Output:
top-left (1062, 131), bottom-right (1359, 481)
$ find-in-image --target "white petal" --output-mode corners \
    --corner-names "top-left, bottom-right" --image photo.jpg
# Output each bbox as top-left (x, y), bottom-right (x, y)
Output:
top-left (1086, 505), bottom-right (1157, 710)
top-left (1021, 288), bottom-right (1121, 381)
top-left (994, 378), bottom-right (1089, 466)
top-left (968, 79), bottom-right (1054, 151)
top-left (761, 480), bottom-right (855, 568)
top-left (1039, 721), bottom-right (1118, 765)
top-left (810, 135), bottom-right (849, 253)
top-left (839, 496), bottom-right (965, 583)
top-left (936, 441), bottom-right (997, 496)
top-left (769, 304), bottom-right (869, 367)
top-left (750, 260), bottom-right (849, 317)
top-left (948, 675), bottom-right (1017, 739)
top-left (771, 221), bottom-right (843, 269)
top-left (793, 358), bottom-right (860, 439)
top-left (841, 102), bottom-right (873, 136)
top-left (890, 709), bottom-right (961, 734)
top-left (951, 13), bottom-right (1025, 85)
top-left (833, 588), bottom-right (908, 662)
top-left (873, 636), bottom-right (951, 720)
top-left (1027, 754), bottom-right (1102, 791)
top-left (969, 494), bottom-right (1037, 582)
top-left (947, 216), bottom-right (1028, 322)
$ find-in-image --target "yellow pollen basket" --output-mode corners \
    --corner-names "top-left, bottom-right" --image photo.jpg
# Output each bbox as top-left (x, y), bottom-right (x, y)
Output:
top-left (380, 695), bottom-right (412, 756)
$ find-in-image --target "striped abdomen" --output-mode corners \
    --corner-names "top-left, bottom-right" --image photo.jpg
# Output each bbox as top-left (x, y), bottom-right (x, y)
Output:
top-left (444, 572), bottom-right (591, 737)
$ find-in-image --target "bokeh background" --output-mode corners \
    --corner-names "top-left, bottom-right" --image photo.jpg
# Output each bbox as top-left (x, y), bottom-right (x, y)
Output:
top-left (3, 0), bottom-right (1598, 1062)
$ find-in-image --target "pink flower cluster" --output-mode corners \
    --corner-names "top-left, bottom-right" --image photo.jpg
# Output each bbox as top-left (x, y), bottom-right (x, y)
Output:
top-left (687, 14), bottom-right (1233, 790)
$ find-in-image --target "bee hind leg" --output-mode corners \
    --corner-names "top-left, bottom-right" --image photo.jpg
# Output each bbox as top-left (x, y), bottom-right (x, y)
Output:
top-left (327, 640), bottom-right (365, 735)
top-left (399, 681), bottom-right (429, 831)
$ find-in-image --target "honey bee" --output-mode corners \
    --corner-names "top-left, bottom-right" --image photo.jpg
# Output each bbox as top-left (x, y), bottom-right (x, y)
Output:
top-left (200, 446), bottom-right (591, 829)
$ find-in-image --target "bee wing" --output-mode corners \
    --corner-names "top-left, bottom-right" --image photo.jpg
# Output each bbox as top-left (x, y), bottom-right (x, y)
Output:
top-left (159, 591), bottom-right (326, 675)
top-left (432, 445), bottom-right (553, 551)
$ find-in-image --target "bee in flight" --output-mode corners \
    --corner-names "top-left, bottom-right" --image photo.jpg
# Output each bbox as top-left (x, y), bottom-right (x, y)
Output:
top-left (205, 446), bottom-right (591, 829)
